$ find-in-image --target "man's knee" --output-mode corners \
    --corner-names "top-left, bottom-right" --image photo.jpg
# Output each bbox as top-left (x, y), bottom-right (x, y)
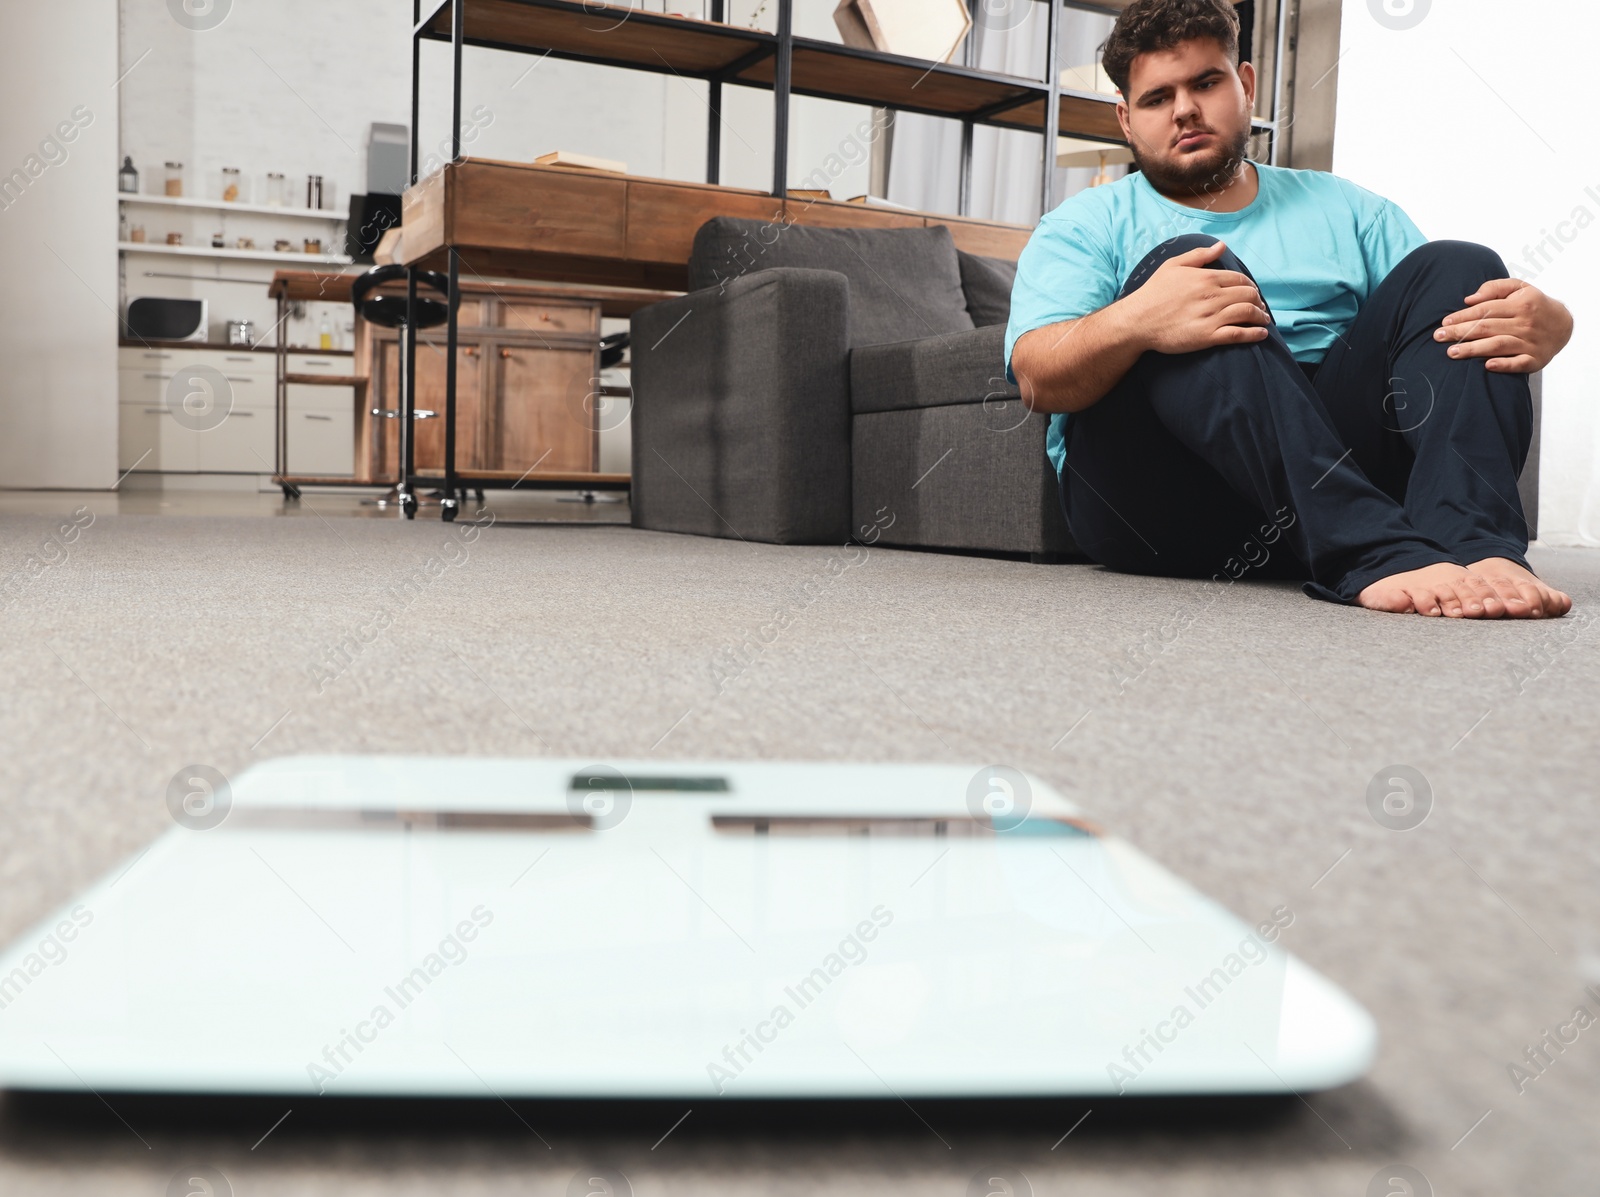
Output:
top-left (1120, 234), bottom-right (1249, 298)
top-left (1395, 239), bottom-right (1508, 284)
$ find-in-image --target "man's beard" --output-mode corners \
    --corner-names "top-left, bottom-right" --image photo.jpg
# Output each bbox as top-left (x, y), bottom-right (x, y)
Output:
top-left (1129, 123), bottom-right (1251, 198)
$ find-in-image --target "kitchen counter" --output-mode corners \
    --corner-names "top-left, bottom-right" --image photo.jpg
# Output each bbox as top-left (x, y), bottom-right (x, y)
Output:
top-left (118, 338), bottom-right (353, 356)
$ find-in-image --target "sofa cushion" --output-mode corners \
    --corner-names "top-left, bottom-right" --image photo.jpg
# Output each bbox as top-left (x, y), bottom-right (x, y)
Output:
top-left (688, 217), bottom-right (974, 348)
top-left (958, 251), bottom-right (1017, 327)
top-left (850, 324), bottom-right (1017, 415)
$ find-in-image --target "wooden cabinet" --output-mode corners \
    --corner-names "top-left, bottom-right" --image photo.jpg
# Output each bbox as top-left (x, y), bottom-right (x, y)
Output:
top-left (361, 293), bottom-right (599, 480)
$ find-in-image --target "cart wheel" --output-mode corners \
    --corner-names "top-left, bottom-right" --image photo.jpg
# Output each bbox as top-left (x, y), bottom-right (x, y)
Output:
top-left (441, 501), bottom-right (458, 523)
top-left (280, 484), bottom-right (301, 501)
top-left (401, 494), bottom-right (418, 519)
top-left (474, 488), bottom-right (485, 503)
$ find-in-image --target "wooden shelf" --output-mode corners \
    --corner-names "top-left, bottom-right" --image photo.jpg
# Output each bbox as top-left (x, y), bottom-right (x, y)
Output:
top-left (274, 474), bottom-right (385, 486)
top-left (414, 467), bottom-right (630, 487)
top-left (118, 194), bottom-right (347, 221)
top-left (418, 0), bottom-right (1146, 143)
top-left (285, 373), bottom-right (364, 386)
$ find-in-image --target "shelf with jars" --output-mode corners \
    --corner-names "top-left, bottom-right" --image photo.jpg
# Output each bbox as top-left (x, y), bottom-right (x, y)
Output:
top-left (117, 158), bottom-right (351, 263)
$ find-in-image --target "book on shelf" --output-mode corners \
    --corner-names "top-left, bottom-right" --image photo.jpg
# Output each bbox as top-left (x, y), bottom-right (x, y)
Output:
top-left (534, 150), bottom-right (628, 174)
top-left (844, 194), bottom-right (915, 210)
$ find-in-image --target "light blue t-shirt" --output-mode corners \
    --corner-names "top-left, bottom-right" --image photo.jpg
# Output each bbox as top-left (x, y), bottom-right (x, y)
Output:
top-left (1003, 163), bottom-right (1428, 476)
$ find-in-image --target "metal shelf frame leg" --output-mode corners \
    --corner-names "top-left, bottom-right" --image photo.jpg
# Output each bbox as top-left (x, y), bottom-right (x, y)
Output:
top-left (772, 0), bottom-right (792, 198)
top-left (440, 0), bottom-right (465, 522)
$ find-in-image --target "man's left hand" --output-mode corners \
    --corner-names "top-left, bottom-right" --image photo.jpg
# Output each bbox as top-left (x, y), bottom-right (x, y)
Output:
top-left (1435, 278), bottom-right (1573, 373)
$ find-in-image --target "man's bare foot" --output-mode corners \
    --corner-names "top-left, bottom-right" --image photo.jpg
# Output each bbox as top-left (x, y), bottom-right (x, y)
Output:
top-left (1466, 557), bottom-right (1572, 619)
top-left (1357, 562), bottom-right (1509, 617)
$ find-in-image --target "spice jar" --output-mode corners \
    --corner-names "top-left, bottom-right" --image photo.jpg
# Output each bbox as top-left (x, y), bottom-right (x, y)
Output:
top-left (164, 161), bottom-right (184, 197)
top-left (220, 167), bottom-right (242, 203)
top-left (166, 232), bottom-right (183, 246)
top-left (211, 232), bottom-right (225, 248)
top-left (274, 239), bottom-right (293, 253)
top-left (306, 174), bottom-right (323, 209)
top-left (265, 172), bottom-right (286, 206)
top-left (303, 238), bottom-right (322, 255)
top-left (128, 224), bottom-right (146, 243)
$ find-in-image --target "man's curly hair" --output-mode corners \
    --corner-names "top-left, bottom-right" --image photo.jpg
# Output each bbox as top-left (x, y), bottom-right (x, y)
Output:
top-left (1100, 0), bottom-right (1242, 97)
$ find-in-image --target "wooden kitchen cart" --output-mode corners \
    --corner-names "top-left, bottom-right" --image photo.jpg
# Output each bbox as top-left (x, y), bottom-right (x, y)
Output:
top-left (268, 269), bottom-right (672, 501)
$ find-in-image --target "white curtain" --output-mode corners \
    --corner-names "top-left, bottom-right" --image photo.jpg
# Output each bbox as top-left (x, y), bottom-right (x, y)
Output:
top-left (886, 6), bottom-right (1122, 224)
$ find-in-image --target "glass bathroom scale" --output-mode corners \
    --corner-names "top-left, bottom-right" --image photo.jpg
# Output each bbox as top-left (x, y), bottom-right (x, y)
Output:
top-left (0, 756), bottom-right (1374, 1098)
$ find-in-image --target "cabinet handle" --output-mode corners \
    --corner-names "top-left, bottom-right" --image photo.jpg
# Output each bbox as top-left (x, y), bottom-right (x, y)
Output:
top-left (464, 347), bottom-right (478, 357)
top-left (303, 413), bottom-right (333, 422)
top-left (500, 348), bottom-right (513, 359)
top-left (299, 360), bottom-right (331, 367)
top-left (225, 376), bottom-right (253, 384)
top-left (141, 352), bottom-right (172, 359)
top-left (142, 407), bottom-right (168, 415)
top-left (142, 373), bottom-right (175, 380)
top-left (231, 410), bottom-right (255, 417)
top-left (225, 355), bottom-right (254, 362)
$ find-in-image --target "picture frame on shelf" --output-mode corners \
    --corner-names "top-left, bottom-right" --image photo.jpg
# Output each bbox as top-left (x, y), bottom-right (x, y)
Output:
top-left (832, 0), bottom-right (972, 65)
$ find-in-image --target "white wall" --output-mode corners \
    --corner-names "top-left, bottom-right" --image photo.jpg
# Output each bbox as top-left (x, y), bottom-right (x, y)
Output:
top-left (0, 0), bottom-right (119, 489)
top-left (1334, 0), bottom-right (1600, 545)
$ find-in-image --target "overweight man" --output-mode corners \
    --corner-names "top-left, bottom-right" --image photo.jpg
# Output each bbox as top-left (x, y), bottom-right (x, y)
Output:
top-left (1008, 0), bottom-right (1574, 617)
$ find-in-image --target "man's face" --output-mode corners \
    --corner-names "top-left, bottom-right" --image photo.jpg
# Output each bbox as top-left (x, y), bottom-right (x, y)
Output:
top-left (1116, 38), bottom-right (1256, 197)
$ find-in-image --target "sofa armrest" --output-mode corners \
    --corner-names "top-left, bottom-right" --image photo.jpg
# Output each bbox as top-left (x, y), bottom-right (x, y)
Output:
top-left (630, 268), bottom-right (853, 544)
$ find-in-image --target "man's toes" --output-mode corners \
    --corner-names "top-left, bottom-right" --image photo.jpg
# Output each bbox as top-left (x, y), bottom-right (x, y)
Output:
top-left (1359, 583), bottom-right (1414, 613)
top-left (1435, 584), bottom-right (1467, 617)
top-left (1492, 582), bottom-right (1532, 612)
top-left (1454, 575), bottom-right (1496, 616)
top-left (1537, 583), bottom-right (1571, 617)
top-left (1514, 581), bottom-right (1546, 618)
top-left (1408, 585), bottom-right (1445, 616)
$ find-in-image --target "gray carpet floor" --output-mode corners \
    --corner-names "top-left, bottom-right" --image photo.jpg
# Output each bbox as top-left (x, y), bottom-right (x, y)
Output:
top-left (2, 499), bottom-right (1597, 1196)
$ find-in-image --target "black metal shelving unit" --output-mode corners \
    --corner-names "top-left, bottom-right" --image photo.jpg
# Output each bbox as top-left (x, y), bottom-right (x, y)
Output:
top-left (401, 0), bottom-right (1287, 520)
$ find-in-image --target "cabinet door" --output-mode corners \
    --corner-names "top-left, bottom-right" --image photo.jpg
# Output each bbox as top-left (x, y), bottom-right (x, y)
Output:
top-left (378, 339), bottom-right (485, 473)
top-left (495, 345), bottom-right (596, 474)
top-left (196, 407), bottom-right (273, 473)
top-left (121, 406), bottom-right (200, 472)
top-left (286, 409), bottom-right (355, 476)
top-left (119, 405), bottom-right (163, 472)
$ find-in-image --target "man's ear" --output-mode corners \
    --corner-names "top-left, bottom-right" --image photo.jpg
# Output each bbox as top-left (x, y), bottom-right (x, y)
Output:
top-left (1115, 99), bottom-right (1132, 142)
top-left (1237, 60), bottom-right (1256, 110)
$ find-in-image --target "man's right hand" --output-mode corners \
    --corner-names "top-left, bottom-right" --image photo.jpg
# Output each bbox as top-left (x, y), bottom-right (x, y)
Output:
top-left (1120, 240), bottom-right (1272, 354)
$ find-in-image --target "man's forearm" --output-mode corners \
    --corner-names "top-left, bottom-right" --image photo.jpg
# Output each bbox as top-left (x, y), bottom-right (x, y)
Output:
top-left (1013, 298), bottom-right (1151, 415)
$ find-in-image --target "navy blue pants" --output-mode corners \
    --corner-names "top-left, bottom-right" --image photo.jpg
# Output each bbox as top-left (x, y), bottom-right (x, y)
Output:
top-left (1059, 235), bottom-right (1534, 602)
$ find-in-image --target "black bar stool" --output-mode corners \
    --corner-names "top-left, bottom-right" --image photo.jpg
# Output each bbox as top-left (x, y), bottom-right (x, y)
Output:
top-left (352, 264), bottom-right (454, 518)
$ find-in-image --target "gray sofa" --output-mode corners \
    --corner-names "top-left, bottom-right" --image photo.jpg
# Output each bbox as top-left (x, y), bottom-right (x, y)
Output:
top-left (630, 216), bottom-right (1542, 553)
top-left (629, 217), bottom-right (1073, 557)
